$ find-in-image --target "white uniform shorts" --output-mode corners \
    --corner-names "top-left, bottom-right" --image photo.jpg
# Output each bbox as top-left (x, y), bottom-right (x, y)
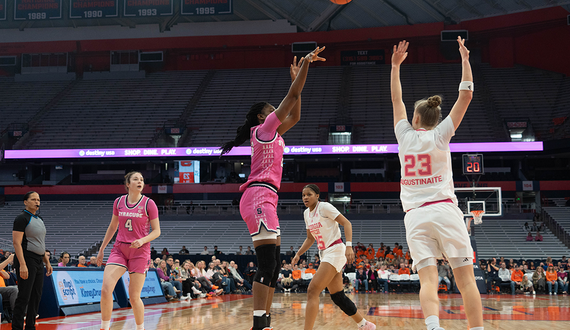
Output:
top-left (319, 243), bottom-right (347, 273)
top-left (405, 202), bottom-right (473, 271)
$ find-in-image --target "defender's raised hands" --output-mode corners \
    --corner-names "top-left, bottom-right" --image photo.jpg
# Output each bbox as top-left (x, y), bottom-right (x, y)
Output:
top-left (290, 56), bottom-right (304, 81)
top-left (457, 36), bottom-right (470, 60)
top-left (392, 40), bottom-right (409, 66)
top-left (304, 46), bottom-right (326, 63)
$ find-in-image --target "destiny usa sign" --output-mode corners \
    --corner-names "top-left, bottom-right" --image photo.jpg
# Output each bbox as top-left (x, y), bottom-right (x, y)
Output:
top-left (4, 142), bottom-right (543, 159)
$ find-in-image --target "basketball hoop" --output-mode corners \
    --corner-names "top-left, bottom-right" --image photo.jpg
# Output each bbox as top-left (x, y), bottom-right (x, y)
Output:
top-left (471, 210), bottom-right (485, 225)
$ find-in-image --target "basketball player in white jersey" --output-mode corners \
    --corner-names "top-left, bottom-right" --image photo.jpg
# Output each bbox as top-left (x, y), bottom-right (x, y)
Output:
top-left (292, 184), bottom-right (375, 330)
top-left (391, 37), bottom-right (483, 330)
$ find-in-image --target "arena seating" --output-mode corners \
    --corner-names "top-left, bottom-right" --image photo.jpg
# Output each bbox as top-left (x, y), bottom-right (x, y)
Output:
top-left (543, 206), bottom-right (570, 237)
top-left (1, 200), bottom-right (569, 260)
top-left (0, 78), bottom-right (70, 132)
top-left (25, 71), bottom-right (208, 149)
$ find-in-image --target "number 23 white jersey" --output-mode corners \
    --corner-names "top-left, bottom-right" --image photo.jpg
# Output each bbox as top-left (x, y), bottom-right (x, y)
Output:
top-left (395, 116), bottom-right (458, 211)
top-left (304, 202), bottom-right (342, 250)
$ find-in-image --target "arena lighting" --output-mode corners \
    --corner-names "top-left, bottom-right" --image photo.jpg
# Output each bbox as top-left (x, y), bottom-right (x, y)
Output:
top-left (4, 142), bottom-right (543, 159)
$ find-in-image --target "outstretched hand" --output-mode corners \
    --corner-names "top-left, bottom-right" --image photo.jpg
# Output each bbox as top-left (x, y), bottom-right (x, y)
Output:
top-left (392, 40), bottom-right (409, 66)
top-left (304, 46), bottom-right (326, 63)
top-left (457, 36), bottom-right (469, 60)
top-left (290, 56), bottom-right (304, 81)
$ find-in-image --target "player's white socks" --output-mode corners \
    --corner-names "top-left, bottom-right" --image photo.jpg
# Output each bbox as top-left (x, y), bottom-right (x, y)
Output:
top-left (425, 315), bottom-right (440, 330)
top-left (357, 318), bottom-right (368, 327)
top-left (100, 320), bottom-right (110, 330)
top-left (253, 310), bottom-right (266, 317)
top-left (136, 323), bottom-right (144, 330)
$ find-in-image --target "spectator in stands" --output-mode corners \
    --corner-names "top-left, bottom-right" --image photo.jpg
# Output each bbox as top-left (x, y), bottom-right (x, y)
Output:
top-left (179, 246), bottom-right (189, 255)
top-left (485, 259), bottom-right (499, 293)
top-left (161, 248), bottom-right (169, 257)
top-left (88, 256), bottom-right (98, 267)
top-left (365, 244), bottom-right (375, 261)
top-left (438, 260), bottom-right (452, 292)
top-left (561, 256), bottom-right (568, 269)
top-left (526, 232), bottom-right (533, 241)
top-left (219, 261), bottom-right (238, 294)
top-left (179, 261), bottom-right (202, 299)
top-left (150, 247), bottom-right (158, 260)
top-left (535, 231), bottom-right (543, 241)
top-left (229, 261), bottom-right (252, 292)
top-left (367, 265), bottom-right (379, 292)
top-left (355, 267), bottom-right (368, 292)
top-left (377, 264), bottom-right (390, 293)
top-left (213, 246), bottom-right (222, 256)
top-left (201, 246), bottom-right (210, 255)
top-left (291, 264), bottom-right (302, 292)
top-left (510, 265), bottom-right (524, 294)
top-left (245, 246), bottom-right (254, 255)
top-left (498, 262), bottom-right (511, 286)
top-left (157, 260), bottom-right (178, 300)
top-left (546, 265), bottom-right (558, 295)
top-left (244, 262), bottom-right (257, 284)
top-left (523, 264), bottom-right (532, 275)
top-left (556, 266), bottom-right (568, 294)
top-left (236, 246), bottom-right (244, 255)
top-left (523, 222), bottom-right (531, 232)
top-left (532, 266), bottom-right (546, 293)
top-left (398, 262), bottom-right (410, 275)
top-left (1, 254), bottom-right (18, 324)
top-left (76, 255), bottom-right (87, 267)
top-left (529, 261), bottom-right (536, 271)
top-left (344, 261), bottom-right (356, 274)
top-left (153, 258), bottom-right (161, 269)
top-left (313, 255), bottom-right (320, 268)
top-left (376, 246), bottom-right (386, 260)
top-left (277, 264), bottom-right (294, 293)
top-left (286, 246), bottom-right (295, 256)
top-left (191, 261), bottom-right (221, 295)
top-left (57, 252), bottom-right (70, 267)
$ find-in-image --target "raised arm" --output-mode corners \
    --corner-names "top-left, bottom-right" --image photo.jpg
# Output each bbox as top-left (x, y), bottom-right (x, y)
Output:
top-left (391, 40), bottom-right (409, 127)
top-left (448, 36), bottom-right (473, 130)
top-left (277, 56), bottom-right (303, 136)
top-left (274, 47), bottom-right (325, 123)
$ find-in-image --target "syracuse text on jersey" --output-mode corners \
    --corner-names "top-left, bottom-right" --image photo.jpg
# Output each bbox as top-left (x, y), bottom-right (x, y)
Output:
top-left (118, 211), bottom-right (144, 218)
top-left (400, 175), bottom-right (443, 186)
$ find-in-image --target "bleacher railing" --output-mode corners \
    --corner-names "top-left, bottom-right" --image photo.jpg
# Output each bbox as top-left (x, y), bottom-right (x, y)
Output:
top-left (541, 209), bottom-right (570, 248)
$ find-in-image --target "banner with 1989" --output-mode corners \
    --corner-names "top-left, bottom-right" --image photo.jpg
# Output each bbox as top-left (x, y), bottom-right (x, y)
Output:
top-left (14, 0), bottom-right (62, 20)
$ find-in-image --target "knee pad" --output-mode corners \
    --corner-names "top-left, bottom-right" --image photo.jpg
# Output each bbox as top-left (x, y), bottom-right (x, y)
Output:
top-left (330, 290), bottom-right (358, 316)
top-left (270, 245), bottom-right (281, 287)
top-left (254, 244), bottom-right (276, 286)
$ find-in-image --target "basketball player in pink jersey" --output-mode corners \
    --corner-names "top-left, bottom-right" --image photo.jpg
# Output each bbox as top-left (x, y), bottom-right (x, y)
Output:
top-left (96, 171), bottom-right (161, 330)
top-left (391, 37), bottom-right (483, 330)
top-left (220, 47), bottom-right (325, 330)
top-left (292, 184), bottom-right (375, 330)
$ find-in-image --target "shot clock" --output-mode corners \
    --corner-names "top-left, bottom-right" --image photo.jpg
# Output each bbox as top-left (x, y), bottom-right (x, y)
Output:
top-left (462, 154), bottom-right (484, 175)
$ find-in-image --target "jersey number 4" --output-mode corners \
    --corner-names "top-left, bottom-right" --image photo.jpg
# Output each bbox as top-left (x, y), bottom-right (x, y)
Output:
top-left (125, 219), bottom-right (133, 232)
top-left (404, 154), bottom-right (432, 177)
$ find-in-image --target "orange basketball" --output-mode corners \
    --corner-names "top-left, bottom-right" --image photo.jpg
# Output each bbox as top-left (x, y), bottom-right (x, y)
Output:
top-left (330, 0), bottom-right (352, 4)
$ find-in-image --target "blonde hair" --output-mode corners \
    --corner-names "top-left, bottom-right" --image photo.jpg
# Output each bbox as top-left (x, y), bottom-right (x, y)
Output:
top-left (414, 95), bottom-right (442, 128)
top-left (124, 171), bottom-right (143, 192)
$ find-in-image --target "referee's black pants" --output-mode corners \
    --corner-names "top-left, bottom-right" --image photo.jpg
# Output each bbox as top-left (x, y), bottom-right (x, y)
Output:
top-left (12, 252), bottom-right (44, 330)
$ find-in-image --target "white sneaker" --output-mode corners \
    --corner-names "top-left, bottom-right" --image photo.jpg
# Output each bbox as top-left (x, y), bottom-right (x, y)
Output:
top-left (186, 293), bottom-right (193, 300)
top-left (533, 291), bottom-right (536, 295)
top-left (554, 292), bottom-right (557, 295)
top-left (180, 295), bottom-right (188, 300)
top-left (549, 292), bottom-right (552, 295)
top-left (192, 287), bottom-right (202, 295)
top-left (359, 321), bottom-right (376, 330)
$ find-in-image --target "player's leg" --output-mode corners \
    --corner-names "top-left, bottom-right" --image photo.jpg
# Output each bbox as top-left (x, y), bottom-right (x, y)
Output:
top-left (252, 238), bottom-right (277, 330)
top-left (128, 272), bottom-right (147, 329)
top-left (450, 261), bottom-right (483, 329)
top-left (417, 258), bottom-right (442, 330)
top-left (328, 271), bottom-right (374, 329)
top-left (100, 265), bottom-right (127, 330)
top-left (265, 235), bottom-right (281, 314)
top-left (304, 262), bottom-right (340, 330)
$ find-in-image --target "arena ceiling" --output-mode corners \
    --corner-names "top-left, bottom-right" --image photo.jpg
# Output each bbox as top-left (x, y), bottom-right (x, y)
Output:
top-left (1, 0), bottom-right (569, 31)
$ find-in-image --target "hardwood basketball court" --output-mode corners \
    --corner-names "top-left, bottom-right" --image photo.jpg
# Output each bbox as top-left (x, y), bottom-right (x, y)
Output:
top-left (8, 292), bottom-right (568, 330)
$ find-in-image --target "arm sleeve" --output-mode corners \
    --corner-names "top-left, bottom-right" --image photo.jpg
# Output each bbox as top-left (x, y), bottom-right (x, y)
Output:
top-left (435, 116), bottom-right (456, 149)
top-left (147, 199), bottom-right (159, 220)
top-left (13, 215), bottom-right (28, 232)
top-left (394, 119), bottom-right (413, 145)
top-left (256, 112), bottom-right (282, 141)
top-left (113, 197), bottom-right (120, 216)
top-left (320, 202), bottom-right (341, 220)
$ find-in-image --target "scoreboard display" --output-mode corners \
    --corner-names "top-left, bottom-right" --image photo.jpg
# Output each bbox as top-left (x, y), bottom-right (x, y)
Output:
top-left (181, 0), bottom-right (232, 16)
top-left (14, 0), bottom-right (62, 20)
top-left (124, 0), bottom-right (173, 17)
top-left (462, 154), bottom-right (484, 175)
top-left (0, 0), bottom-right (6, 21)
top-left (70, 0), bottom-right (118, 19)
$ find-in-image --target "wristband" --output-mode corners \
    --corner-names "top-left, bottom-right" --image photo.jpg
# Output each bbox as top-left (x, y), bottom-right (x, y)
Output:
top-left (346, 241), bottom-right (352, 247)
top-left (459, 81), bottom-right (474, 92)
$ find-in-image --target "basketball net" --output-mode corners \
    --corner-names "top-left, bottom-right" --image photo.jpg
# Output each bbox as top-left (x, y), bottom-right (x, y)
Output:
top-left (471, 210), bottom-right (484, 225)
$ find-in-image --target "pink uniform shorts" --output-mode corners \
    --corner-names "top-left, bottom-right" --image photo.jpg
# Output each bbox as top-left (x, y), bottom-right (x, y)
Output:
top-left (240, 186), bottom-right (280, 237)
top-left (107, 242), bottom-right (151, 274)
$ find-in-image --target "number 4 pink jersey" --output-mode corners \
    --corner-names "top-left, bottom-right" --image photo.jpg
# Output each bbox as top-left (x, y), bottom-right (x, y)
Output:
top-left (395, 116), bottom-right (457, 211)
top-left (113, 195), bottom-right (158, 246)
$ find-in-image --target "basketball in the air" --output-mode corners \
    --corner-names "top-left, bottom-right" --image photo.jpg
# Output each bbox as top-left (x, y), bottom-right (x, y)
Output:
top-left (330, 0), bottom-right (352, 4)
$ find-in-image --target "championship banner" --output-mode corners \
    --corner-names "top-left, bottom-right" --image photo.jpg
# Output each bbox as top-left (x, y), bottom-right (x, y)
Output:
top-left (70, 0), bottom-right (118, 19)
top-left (181, 0), bottom-right (232, 16)
top-left (0, 0), bottom-right (6, 20)
top-left (53, 269), bottom-right (107, 306)
top-left (124, 0), bottom-right (173, 17)
top-left (14, 0), bottom-right (62, 20)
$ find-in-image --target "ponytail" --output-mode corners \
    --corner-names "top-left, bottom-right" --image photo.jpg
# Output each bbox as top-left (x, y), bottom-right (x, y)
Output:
top-left (220, 102), bottom-right (269, 155)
